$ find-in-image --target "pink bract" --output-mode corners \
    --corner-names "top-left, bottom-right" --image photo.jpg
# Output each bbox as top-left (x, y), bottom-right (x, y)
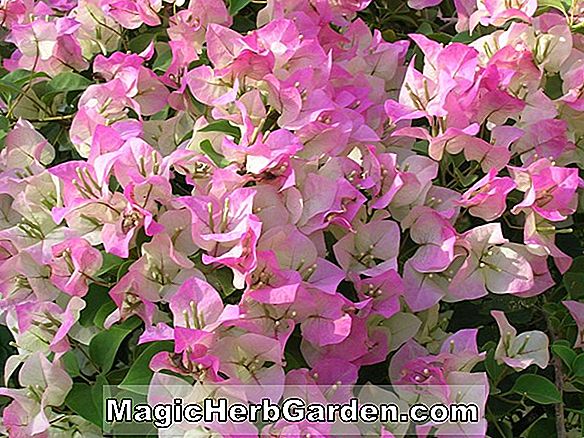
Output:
top-left (0, 0), bottom-right (582, 436)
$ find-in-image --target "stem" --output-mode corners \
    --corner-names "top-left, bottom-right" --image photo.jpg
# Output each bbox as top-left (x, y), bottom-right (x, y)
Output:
top-left (6, 43), bottom-right (47, 119)
top-left (488, 406), bottom-right (508, 438)
top-left (552, 354), bottom-right (567, 438)
top-left (25, 114), bottom-right (75, 123)
top-left (543, 308), bottom-right (567, 438)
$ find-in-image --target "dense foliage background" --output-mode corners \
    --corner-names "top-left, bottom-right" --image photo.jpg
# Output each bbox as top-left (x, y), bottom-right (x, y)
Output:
top-left (0, 0), bottom-right (583, 437)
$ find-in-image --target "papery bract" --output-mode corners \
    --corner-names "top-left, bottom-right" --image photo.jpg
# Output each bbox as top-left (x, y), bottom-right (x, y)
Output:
top-left (492, 310), bottom-right (550, 370)
top-left (563, 300), bottom-right (584, 349)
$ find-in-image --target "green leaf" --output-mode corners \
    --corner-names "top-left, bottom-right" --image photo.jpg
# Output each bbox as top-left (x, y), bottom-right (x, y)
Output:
top-left (575, 22), bottom-right (584, 35)
top-left (526, 417), bottom-right (556, 438)
top-left (450, 31), bottom-right (479, 44)
top-left (118, 341), bottom-right (174, 394)
top-left (97, 253), bottom-right (126, 277)
top-left (205, 266), bottom-right (236, 298)
top-left (229, 0), bottom-right (252, 15)
top-left (552, 343), bottom-right (577, 370)
top-left (544, 74), bottom-right (564, 100)
top-left (537, 0), bottom-right (568, 13)
top-left (512, 374), bottom-right (562, 404)
top-left (48, 72), bottom-right (91, 93)
top-left (200, 139), bottom-right (230, 168)
top-left (117, 259), bottom-right (135, 282)
top-left (573, 353), bottom-right (584, 377)
top-left (79, 284), bottom-right (113, 328)
top-left (417, 22), bottom-right (434, 35)
top-left (485, 342), bottom-right (505, 382)
top-left (66, 383), bottom-right (100, 426)
top-left (129, 33), bottom-right (155, 53)
top-left (0, 79), bottom-right (29, 101)
top-left (232, 14), bottom-right (257, 33)
top-left (553, 338), bottom-right (572, 347)
top-left (461, 173), bottom-right (479, 187)
top-left (391, 14), bottom-right (419, 28)
top-left (152, 42), bottom-right (172, 73)
top-left (0, 115), bottom-right (9, 150)
top-left (62, 351), bottom-right (81, 377)
top-left (0, 115), bottom-right (9, 132)
top-left (89, 318), bottom-right (141, 373)
top-left (381, 29), bottom-right (397, 42)
top-left (413, 140), bottom-right (429, 154)
top-left (93, 300), bottom-right (118, 330)
top-left (39, 72), bottom-right (92, 106)
top-left (89, 328), bottom-right (128, 372)
top-left (199, 120), bottom-right (241, 140)
top-left (284, 348), bottom-right (308, 372)
top-left (65, 374), bottom-right (109, 427)
top-left (1, 69), bottom-right (49, 87)
top-left (426, 32), bottom-right (451, 44)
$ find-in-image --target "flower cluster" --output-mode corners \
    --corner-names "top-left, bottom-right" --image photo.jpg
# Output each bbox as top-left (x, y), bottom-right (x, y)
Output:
top-left (0, 0), bottom-right (583, 437)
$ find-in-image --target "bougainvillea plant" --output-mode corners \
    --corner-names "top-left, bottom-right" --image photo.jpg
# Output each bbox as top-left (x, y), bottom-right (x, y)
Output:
top-left (0, 0), bottom-right (584, 436)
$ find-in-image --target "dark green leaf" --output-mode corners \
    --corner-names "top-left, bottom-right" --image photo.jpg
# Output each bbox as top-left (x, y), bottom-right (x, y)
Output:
top-left (413, 140), bottom-right (429, 154)
top-left (117, 259), bottom-right (135, 281)
top-left (66, 383), bottom-right (100, 426)
top-left (62, 351), bottom-right (81, 377)
top-left (512, 374), bottom-right (562, 404)
top-left (544, 74), bottom-right (563, 100)
top-left (417, 22), bottom-right (433, 35)
top-left (89, 318), bottom-right (141, 372)
top-left (450, 31), bottom-right (479, 43)
top-left (199, 120), bottom-right (241, 140)
top-left (97, 253), bottom-right (126, 277)
top-left (0, 326), bottom-right (16, 384)
top-left (129, 33), bottom-right (155, 53)
top-left (200, 139), bottom-right (230, 168)
top-left (0, 115), bottom-right (8, 150)
top-left (206, 266), bottom-right (236, 298)
top-left (232, 14), bottom-right (257, 33)
top-left (48, 72), bottom-right (91, 93)
top-left (152, 43), bottom-right (172, 73)
top-left (2, 69), bottom-right (48, 87)
top-left (526, 417), bottom-right (556, 438)
top-left (484, 341), bottom-right (505, 382)
top-left (80, 285), bottom-right (114, 328)
top-left (0, 115), bottom-right (9, 132)
top-left (551, 343), bottom-right (577, 370)
top-left (0, 79), bottom-right (27, 100)
top-left (119, 341), bottom-right (174, 394)
top-left (65, 374), bottom-right (109, 427)
top-left (537, 0), bottom-right (568, 13)
top-left (229, 0), bottom-right (252, 15)
top-left (573, 353), bottom-right (584, 377)
top-left (426, 33), bottom-right (451, 44)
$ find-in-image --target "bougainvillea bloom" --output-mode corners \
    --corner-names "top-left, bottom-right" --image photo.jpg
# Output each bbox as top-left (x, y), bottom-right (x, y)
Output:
top-left (492, 310), bottom-right (549, 370)
top-left (0, 0), bottom-right (582, 436)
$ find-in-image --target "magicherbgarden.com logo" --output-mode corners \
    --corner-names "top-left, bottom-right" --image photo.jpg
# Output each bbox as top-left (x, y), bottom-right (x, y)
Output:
top-left (3, 0), bottom-right (583, 436)
top-left (105, 397), bottom-right (480, 428)
top-left (102, 385), bottom-right (482, 436)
